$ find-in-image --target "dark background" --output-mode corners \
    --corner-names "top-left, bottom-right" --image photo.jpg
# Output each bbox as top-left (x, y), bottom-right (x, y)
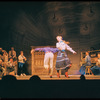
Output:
top-left (0, 1), bottom-right (100, 74)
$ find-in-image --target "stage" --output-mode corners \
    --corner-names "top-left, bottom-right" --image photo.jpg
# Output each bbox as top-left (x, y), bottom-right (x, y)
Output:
top-left (1, 75), bottom-right (100, 80)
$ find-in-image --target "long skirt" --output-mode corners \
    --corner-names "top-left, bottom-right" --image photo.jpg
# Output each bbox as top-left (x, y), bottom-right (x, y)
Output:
top-left (90, 66), bottom-right (100, 75)
top-left (56, 51), bottom-right (71, 70)
top-left (79, 63), bottom-right (91, 75)
top-left (79, 65), bottom-right (86, 75)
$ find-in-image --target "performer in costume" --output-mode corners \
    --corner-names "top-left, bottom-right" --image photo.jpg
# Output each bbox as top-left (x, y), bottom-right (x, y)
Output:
top-left (56, 36), bottom-right (76, 78)
top-left (0, 59), bottom-right (5, 76)
top-left (8, 47), bottom-right (17, 61)
top-left (6, 58), bottom-right (15, 75)
top-left (31, 47), bottom-right (59, 78)
top-left (90, 53), bottom-right (100, 75)
top-left (18, 51), bottom-right (27, 76)
top-left (79, 52), bottom-right (91, 75)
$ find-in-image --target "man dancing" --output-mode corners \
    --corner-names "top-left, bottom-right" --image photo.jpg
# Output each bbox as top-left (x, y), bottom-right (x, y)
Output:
top-left (31, 47), bottom-right (58, 78)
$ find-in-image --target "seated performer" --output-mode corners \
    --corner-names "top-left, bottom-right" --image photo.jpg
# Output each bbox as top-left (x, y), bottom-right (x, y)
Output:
top-left (8, 47), bottom-right (17, 61)
top-left (0, 59), bottom-right (5, 76)
top-left (90, 53), bottom-right (100, 75)
top-left (2, 51), bottom-right (8, 62)
top-left (2, 51), bottom-right (8, 76)
top-left (6, 58), bottom-right (15, 75)
top-left (31, 47), bottom-right (59, 78)
top-left (9, 47), bottom-right (18, 76)
top-left (18, 51), bottom-right (27, 76)
top-left (0, 54), bottom-right (3, 61)
top-left (56, 36), bottom-right (76, 78)
top-left (79, 52), bottom-right (91, 75)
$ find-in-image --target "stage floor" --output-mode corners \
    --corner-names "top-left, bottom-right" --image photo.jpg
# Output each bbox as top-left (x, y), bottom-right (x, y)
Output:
top-left (1, 75), bottom-right (100, 80)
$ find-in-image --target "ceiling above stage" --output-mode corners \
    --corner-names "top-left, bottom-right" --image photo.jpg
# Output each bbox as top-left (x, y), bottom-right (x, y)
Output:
top-left (0, 1), bottom-right (100, 51)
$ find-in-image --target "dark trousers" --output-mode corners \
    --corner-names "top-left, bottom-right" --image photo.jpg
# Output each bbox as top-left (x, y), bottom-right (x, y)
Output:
top-left (18, 62), bottom-right (25, 75)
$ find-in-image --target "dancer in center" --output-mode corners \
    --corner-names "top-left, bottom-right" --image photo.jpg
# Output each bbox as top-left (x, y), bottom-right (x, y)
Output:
top-left (56, 36), bottom-right (76, 78)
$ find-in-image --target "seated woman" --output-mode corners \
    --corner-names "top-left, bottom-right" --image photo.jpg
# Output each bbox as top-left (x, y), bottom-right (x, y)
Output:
top-left (79, 52), bottom-right (91, 75)
top-left (90, 53), bottom-right (100, 75)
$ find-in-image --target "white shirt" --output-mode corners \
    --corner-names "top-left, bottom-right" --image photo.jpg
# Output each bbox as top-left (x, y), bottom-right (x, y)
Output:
top-left (8, 61), bottom-right (15, 67)
top-left (18, 55), bottom-right (26, 63)
top-left (56, 41), bottom-right (76, 54)
top-left (65, 44), bottom-right (76, 54)
top-left (56, 41), bottom-right (66, 50)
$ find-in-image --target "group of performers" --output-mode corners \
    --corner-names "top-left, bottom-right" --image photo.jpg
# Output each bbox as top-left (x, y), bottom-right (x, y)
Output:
top-left (1, 35), bottom-right (100, 78)
top-left (0, 47), bottom-right (27, 77)
top-left (31, 35), bottom-right (100, 78)
top-left (31, 35), bottom-right (76, 78)
top-left (79, 51), bottom-right (100, 76)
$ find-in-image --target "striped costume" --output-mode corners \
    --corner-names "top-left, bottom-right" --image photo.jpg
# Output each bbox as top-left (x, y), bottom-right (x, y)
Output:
top-left (56, 41), bottom-right (76, 70)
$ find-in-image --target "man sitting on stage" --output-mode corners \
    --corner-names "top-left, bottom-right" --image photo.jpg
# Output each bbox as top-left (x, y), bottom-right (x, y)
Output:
top-left (8, 47), bottom-right (17, 61)
top-left (79, 52), bottom-right (91, 75)
top-left (6, 58), bottom-right (15, 75)
top-left (90, 53), bottom-right (100, 75)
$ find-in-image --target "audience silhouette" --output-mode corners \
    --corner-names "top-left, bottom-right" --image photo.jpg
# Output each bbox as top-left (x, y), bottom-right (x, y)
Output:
top-left (80, 74), bottom-right (86, 81)
top-left (29, 75), bottom-right (41, 80)
top-left (2, 75), bottom-right (17, 81)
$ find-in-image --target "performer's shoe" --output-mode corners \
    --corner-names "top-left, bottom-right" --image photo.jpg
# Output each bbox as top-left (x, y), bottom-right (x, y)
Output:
top-left (50, 75), bottom-right (52, 78)
top-left (20, 74), bottom-right (23, 76)
top-left (65, 72), bottom-right (70, 78)
top-left (23, 73), bottom-right (26, 76)
top-left (65, 75), bottom-right (70, 78)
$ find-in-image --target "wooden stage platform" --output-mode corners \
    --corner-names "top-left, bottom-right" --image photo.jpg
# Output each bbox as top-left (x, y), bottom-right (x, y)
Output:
top-left (16, 75), bottom-right (100, 80)
top-left (1, 75), bottom-right (100, 80)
